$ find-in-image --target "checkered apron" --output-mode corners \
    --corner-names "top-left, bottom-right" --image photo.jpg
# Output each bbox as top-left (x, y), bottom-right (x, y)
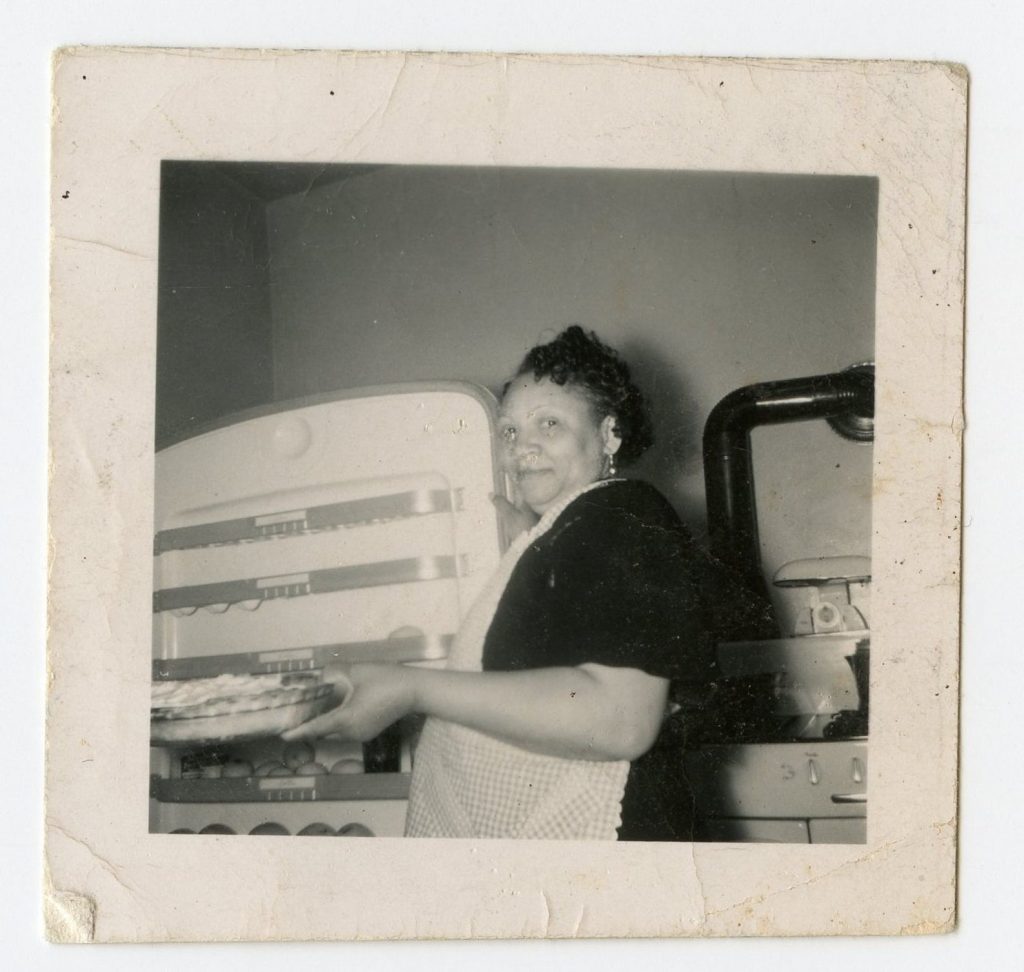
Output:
top-left (405, 481), bottom-right (630, 839)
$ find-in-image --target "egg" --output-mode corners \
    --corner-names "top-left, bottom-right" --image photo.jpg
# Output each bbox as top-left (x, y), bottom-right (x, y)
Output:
top-left (336, 823), bottom-right (374, 837)
top-left (297, 823), bottom-right (335, 837)
top-left (282, 740), bottom-right (315, 770)
top-left (198, 823), bottom-right (235, 835)
top-left (254, 760), bottom-right (286, 777)
top-left (267, 765), bottom-right (293, 777)
top-left (169, 828), bottom-right (195, 834)
top-left (249, 822), bottom-right (290, 836)
top-left (329, 758), bottom-right (364, 775)
top-left (294, 761), bottom-right (328, 776)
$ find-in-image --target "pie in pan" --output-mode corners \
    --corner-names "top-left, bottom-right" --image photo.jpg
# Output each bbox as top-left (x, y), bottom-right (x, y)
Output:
top-left (151, 672), bottom-right (338, 745)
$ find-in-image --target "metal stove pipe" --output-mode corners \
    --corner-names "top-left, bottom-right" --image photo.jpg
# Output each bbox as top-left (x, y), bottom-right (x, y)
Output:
top-left (702, 364), bottom-right (874, 606)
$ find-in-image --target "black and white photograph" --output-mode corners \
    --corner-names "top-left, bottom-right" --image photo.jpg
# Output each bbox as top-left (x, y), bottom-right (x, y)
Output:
top-left (150, 161), bottom-right (876, 844)
top-left (42, 48), bottom-right (966, 942)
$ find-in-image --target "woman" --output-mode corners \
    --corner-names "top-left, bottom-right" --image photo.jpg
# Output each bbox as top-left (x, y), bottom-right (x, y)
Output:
top-left (284, 326), bottom-right (722, 840)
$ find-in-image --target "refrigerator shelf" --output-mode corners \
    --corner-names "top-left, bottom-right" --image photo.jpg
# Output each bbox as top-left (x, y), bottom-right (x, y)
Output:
top-left (154, 488), bottom-right (457, 553)
top-left (151, 772), bottom-right (411, 804)
top-left (153, 555), bottom-right (460, 613)
top-left (153, 633), bottom-right (454, 680)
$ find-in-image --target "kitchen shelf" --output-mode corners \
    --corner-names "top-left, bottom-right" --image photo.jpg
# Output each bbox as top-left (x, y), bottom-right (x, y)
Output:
top-left (151, 772), bottom-right (410, 803)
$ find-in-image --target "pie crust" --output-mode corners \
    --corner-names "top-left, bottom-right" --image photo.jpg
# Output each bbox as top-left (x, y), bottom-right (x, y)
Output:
top-left (151, 672), bottom-right (335, 745)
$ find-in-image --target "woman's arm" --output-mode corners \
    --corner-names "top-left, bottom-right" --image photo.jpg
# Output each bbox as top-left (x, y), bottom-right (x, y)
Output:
top-left (282, 662), bottom-right (669, 762)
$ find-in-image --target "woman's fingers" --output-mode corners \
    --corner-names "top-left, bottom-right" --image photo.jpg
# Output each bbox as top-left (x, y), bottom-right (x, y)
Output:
top-left (281, 664), bottom-right (415, 741)
top-left (320, 664), bottom-right (355, 699)
top-left (278, 666), bottom-right (355, 739)
top-left (280, 703), bottom-right (350, 740)
top-left (489, 493), bottom-right (539, 541)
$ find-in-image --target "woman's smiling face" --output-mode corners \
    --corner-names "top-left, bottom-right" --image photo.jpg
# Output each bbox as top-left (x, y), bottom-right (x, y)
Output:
top-left (498, 378), bottom-right (620, 515)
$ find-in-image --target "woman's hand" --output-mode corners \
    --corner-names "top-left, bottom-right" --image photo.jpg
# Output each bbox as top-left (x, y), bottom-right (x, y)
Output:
top-left (281, 663), bottom-right (418, 742)
top-left (491, 493), bottom-right (539, 544)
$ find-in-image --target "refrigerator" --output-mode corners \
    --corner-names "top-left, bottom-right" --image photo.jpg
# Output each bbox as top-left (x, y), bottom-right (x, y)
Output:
top-left (149, 382), bottom-right (505, 836)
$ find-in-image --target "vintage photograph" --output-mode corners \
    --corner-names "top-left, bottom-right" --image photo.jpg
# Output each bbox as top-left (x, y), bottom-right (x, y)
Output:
top-left (46, 50), bottom-right (964, 941)
top-left (150, 160), bottom-right (875, 843)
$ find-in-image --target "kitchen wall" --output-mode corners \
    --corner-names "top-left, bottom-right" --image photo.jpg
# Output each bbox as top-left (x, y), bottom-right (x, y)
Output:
top-left (262, 165), bottom-right (876, 583)
top-left (156, 163), bottom-right (276, 446)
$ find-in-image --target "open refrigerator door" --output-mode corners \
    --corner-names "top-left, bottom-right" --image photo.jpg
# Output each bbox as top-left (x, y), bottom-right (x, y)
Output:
top-left (149, 382), bottom-right (504, 836)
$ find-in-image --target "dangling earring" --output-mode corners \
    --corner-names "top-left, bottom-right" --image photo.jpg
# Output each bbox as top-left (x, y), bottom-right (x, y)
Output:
top-left (604, 451), bottom-right (617, 478)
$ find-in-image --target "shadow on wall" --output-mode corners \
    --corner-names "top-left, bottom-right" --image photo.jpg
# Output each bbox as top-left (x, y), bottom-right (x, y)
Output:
top-left (619, 334), bottom-right (709, 533)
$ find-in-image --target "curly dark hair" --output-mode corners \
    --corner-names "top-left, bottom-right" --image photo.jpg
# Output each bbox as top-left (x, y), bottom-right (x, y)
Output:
top-left (506, 325), bottom-right (654, 466)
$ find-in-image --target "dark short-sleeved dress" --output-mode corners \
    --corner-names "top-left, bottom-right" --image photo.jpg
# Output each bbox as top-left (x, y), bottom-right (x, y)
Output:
top-left (480, 478), bottom-right (722, 841)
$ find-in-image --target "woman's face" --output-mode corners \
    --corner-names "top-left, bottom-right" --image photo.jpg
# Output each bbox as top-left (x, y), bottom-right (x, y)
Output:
top-left (498, 378), bottom-right (620, 515)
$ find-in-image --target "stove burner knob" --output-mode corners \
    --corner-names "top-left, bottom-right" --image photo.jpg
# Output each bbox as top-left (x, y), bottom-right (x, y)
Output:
top-left (807, 759), bottom-right (820, 785)
top-left (851, 757), bottom-right (864, 783)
